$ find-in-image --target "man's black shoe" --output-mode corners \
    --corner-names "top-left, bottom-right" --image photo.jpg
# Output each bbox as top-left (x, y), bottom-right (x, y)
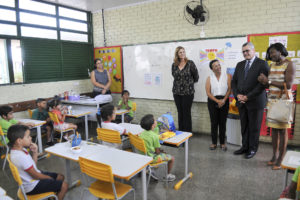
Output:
top-left (245, 150), bottom-right (256, 159)
top-left (233, 148), bottom-right (247, 155)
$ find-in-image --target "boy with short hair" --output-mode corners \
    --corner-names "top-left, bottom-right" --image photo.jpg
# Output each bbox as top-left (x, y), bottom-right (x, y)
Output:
top-left (0, 105), bottom-right (34, 145)
top-left (32, 98), bottom-right (54, 146)
top-left (116, 90), bottom-right (134, 123)
top-left (7, 124), bottom-right (68, 200)
top-left (139, 114), bottom-right (176, 181)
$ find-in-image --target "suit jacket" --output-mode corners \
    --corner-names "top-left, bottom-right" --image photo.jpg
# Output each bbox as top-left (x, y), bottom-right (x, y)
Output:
top-left (231, 57), bottom-right (269, 110)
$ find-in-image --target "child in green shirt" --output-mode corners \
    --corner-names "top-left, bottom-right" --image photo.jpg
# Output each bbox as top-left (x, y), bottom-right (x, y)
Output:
top-left (279, 166), bottom-right (300, 199)
top-left (116, 90), bottom-right (133, 123)
top-left (32, 98), bottom-right (54, 146)
top-left (139, 114), bottom-right (175, 181)
top-left (0, 105), bottom-right (34, 145)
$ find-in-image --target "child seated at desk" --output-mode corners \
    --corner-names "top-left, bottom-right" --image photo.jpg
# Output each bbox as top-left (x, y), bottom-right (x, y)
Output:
top-left (48, 98), bottom-right (77, 140)
top-left (0, 105), bottom-right (34, 145)
top-left (116, 90), bottom-right (133, 123)
top-left (7, 124), bottom-right (68, 200)
top-left (99, 104), bottom-right (126, 135)
top-left (97, 104), bottom-right (131, 149)
top-left (32, 98), bottom-right (54, 146)
top-left (139, 114), bottom-right (176, 181)
top-left (279, 166), bottom-right (300, 200)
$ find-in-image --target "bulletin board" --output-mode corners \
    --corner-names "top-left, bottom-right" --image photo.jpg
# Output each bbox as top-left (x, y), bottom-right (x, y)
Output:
top-left (248, 32), bottom-right (300, 139)
top-left (122, 36), bottom-right (247, 102)
top-left (248, 31), bottom-right (300, 84)
top-left (94, 46), bottom-right (123, 93)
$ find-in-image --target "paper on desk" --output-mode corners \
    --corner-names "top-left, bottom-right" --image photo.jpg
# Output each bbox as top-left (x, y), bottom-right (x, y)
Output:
top-left (288, 156), bottom-right (300, 166)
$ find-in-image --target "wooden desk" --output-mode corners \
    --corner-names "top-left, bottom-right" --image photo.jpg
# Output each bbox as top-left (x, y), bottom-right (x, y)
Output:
top-left (281, 151), bottom-right (300, 189)
top-left (45, 141), bottom-right (152, 200)
top-left (17, 119), bottom-right (46, 154)
top-left (119, 123), bottom-right (193, 190)
top-left (116, 109), bottom-right (130, 123)
top-left (66, 110), bottom-right (91, 140)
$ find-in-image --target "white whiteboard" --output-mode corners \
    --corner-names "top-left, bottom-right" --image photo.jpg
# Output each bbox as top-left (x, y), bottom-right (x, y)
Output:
top-left (123, 37), bottom-right (247, 102)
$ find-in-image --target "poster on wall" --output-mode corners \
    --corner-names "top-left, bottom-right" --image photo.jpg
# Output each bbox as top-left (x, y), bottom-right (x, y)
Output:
top-left (248, 31), bottom-right (300, 139)
top-left (94, 46), bottom-right (123, 93)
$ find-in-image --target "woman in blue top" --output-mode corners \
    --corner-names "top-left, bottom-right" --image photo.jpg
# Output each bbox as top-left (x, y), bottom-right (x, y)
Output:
top-left (91, 58), bottom-right (112, 97)
top-left (172, 46), bottom-right (199, 132)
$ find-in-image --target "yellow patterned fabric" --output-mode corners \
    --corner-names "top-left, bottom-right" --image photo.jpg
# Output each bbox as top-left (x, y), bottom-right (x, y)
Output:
top-left (267, 62), bottom-right (292, 129)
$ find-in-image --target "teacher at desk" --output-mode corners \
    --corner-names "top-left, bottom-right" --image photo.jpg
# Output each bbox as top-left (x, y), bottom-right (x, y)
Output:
top-left (172, 46), bottom-right (199, 132)
top-left (91, 58), bottom-right (112, 98)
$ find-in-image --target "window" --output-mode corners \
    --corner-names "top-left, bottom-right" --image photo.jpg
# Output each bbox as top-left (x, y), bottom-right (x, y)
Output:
top-left (19, 0), bottom-right (55, 15)
top-left (21, 26), bottom-right (57, 39)
top-left (59, 7), bottom-right (87, 21)
top-left (20, 12), bottom-right (57, 27)
top-left (0, 0), bottom-right (15, 7)
top-left (11, 40), bottom-right (23, 83)
top-left (0, 8), bottom-right (16, 21)
top-left (0, 0), bottom-right (92, 85)
top-left (59, 19), bottom-right (88, 32)
top-left (0, 24), bottom-right (17, 36)
top-left (0, 39), bottom-right (9, 84)
top-left (60, 31), bottom-right (88, 43)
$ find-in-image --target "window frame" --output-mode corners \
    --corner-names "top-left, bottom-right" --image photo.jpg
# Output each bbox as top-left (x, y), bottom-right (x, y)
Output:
top-left (0, 0), bottom-right (93, 85)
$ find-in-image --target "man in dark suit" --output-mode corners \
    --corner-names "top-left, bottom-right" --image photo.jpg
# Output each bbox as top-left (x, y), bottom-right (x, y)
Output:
top-left (231, 42), bottom-right (269, 159)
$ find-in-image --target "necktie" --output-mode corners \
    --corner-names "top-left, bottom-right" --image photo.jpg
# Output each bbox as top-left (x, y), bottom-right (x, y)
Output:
top-left (244, 61), bottom-right (250, 79)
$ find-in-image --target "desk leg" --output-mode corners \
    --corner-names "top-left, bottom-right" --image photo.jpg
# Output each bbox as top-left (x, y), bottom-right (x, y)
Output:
top-left (284, 170), bottom-right (288, 190)
top-left (66, 159), bottom-right (72, 185)
top-left (37, 127), bottom-right (43, 154)
top-left (84, 115), bottom-right (88, 140)
top-left (65, 159), bottom-right (81, 189)
top-left (185, 139), bottom-right (188, 176)
top-left (142, 167), bottom-right (147, 200)
top-left (174, 139), bottom-right (193, 190)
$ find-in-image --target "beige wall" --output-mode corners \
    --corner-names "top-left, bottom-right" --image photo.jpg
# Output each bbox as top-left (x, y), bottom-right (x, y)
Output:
top-left (93, 0), bottom-right (300, 145)
top-left (0, 79), bottom-right (93, 105)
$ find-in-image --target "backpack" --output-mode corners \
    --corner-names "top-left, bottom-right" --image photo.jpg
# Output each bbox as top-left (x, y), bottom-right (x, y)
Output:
top-left (157, 112), bottom-right (176, 133)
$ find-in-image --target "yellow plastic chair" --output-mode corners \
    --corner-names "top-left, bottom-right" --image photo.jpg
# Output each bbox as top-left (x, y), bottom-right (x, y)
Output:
top-left (48, 112), bottom-right (75, 142)
top-left (131, 102), bottom-right (137, 123)
top-left (128, 133), bottom-right (168, 188)
top-left (7, 154), bottom-right (58, 200)
top-left (0, 126), bottom-right (9, 170)
top-left (27, 109), bottom-right (33, 118)
top-left (78, 156), bottom-right (135, 200)
top-left (97, 128), bottom-right (129, 149)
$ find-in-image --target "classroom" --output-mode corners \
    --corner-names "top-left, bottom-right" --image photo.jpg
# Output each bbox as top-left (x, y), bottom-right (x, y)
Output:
top-left (0, 0), bottom-right (300, 199)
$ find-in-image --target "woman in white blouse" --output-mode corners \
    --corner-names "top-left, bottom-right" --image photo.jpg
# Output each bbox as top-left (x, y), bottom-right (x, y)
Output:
top-left (205, 59), bottom-right (231, 151)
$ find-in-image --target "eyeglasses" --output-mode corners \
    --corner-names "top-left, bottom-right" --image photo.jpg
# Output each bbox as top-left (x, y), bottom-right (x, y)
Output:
top-left (242, 50), bottom-right (250, 53)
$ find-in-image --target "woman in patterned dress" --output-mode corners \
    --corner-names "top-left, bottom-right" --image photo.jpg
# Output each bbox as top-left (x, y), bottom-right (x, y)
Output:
top-left (258, 43), bottom-right (295, 170)
top-left (172, 46), bottom-right (199, 132)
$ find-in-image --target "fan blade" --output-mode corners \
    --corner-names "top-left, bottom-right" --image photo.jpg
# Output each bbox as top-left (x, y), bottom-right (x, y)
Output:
top-left (200, 15), bottom-right (206, 22)
top-left (186, 5), bottom-right (194, 15)
top-left (194, 18), bottom-right (200, 25)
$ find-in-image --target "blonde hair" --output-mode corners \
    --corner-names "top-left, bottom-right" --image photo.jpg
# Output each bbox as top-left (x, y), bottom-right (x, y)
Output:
top-left (173, 46), bottom-right (188, 66)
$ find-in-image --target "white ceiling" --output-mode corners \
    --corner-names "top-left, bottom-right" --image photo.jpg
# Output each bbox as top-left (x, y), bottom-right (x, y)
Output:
top-left (42, 0), bottom-right (156, 12)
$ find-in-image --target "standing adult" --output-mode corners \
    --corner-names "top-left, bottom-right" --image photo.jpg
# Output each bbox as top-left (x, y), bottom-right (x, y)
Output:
top-left (90, 58), bottom-right (112, 98)
top-left (258, 43), bottom-right (295, 170)
top-left (205, 59), bottom-right (231, 151)
top-left (172, 46), bottom-right (199, 132)
top-left (231, 42), bottom-right (269, 159)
